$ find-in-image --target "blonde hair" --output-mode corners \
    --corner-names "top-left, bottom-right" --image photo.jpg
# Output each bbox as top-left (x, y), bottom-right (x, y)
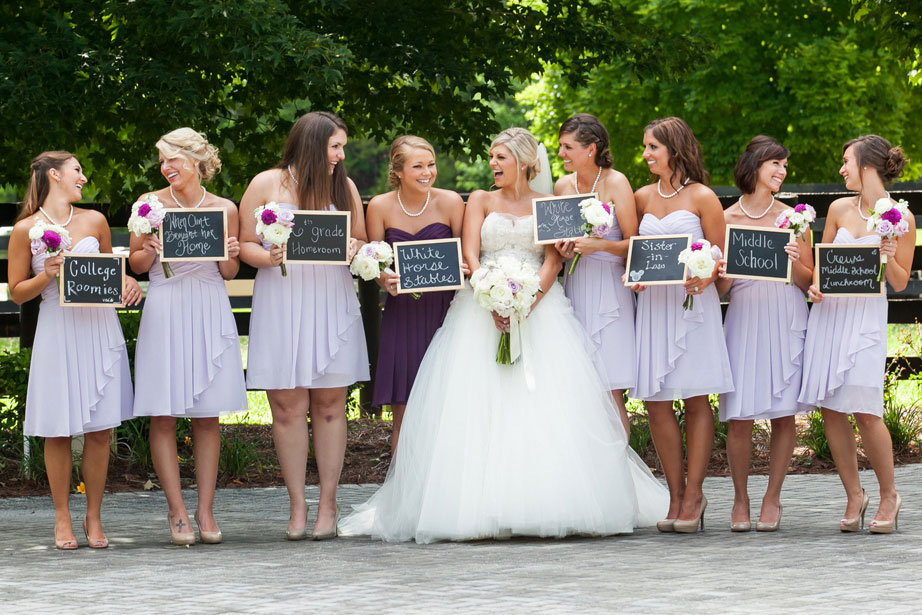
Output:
top-left (388, 136), bottom-right (436, 188)
top-left (490, 127), bottom-right (540, 183)
top-left (156, 127), bottom-right (222, 181)
top-left (17, 150), bottom-right (76, 222)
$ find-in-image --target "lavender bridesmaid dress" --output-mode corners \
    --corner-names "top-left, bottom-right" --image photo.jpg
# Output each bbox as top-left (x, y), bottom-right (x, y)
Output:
top-left (133, 257), bottom-right (248, 417)
top-left (24, 236), bottom-right (133, 437)
top-left (563, 218), bottom-right (636, 391)
top-left (719, 278), bottom-right (809, 421)
top-left (245, 203), bottom-right (369, 390)
top-left (372, 223), bottom-right (454, 406)
top-left (798, 229), bottom-right (886, 416)
top-left (633, 210), bottom-right (733, 401)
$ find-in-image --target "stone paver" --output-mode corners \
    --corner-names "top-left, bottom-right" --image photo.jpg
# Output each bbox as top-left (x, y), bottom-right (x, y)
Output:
top-left (2, 466), bottom-right (921, 614)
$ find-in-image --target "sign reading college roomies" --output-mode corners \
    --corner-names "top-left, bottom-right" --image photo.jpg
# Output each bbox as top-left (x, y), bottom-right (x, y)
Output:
top-left (159, 208), bottom-right (228, 261)
top-left (815, 243), bottom-right (884, 297)
top-left (532, 193), bottom-right (597, 244)
top-left (59, 253), bottom-right (126, 307)
top-left (624, 234), bottom-right (691, 286)
top-left (723, 224), bottom-right (793, 282)
top-left (285, 210), bottom-right (351, 265)
top-left (393, 238), bottom-right (464, 294)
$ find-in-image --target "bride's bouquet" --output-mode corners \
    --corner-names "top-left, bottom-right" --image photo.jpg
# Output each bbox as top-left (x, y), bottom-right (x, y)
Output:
top-left (677, 239), bottom-right (720, 310)
top-left (29, 219), bottom-right (71, 257)
top-left (568, 197), bottom-right (615, 275)
top-left (866, 197), bottom-right (911, 281)
top-left (775, 203), bottom-right (816, 239)
top-left (254, 202), bottom-right (295, 276)
top-left (350, 241), bottom-right (393, 280)
top-left (127, 194), bottom-right (171, 277)
top-left (471, 256), bottom-right (542, 364)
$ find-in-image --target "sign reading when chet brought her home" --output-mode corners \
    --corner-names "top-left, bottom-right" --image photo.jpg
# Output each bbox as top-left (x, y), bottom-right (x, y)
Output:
top-left (59, 253), bottom-right (126, 307)
top-left (160, 208), bottom-right (228, 261)
top-left (624, 234), bottom-right (691, 286)
top-left (532, 193), bottom-right (597, 244)
top-left (815, 243), bottom-right (884, 296)
top-left (723, 225), bottom-right (793, 282)
top-left (393, 237), bottom-right (465, 294)
top-left (285, 210), bottom-right (351, 265)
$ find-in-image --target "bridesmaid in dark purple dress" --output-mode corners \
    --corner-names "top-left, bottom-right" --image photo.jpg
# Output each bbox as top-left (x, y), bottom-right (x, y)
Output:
top-left (366, 136), bottom-right (466, 453)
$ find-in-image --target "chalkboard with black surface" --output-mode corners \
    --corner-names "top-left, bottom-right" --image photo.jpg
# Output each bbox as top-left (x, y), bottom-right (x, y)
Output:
top-left (724, 224), bottom-right (793, 282)
top-left (285, 210), bottom-right (351, 265)
top-left (59, 253), bottom-right (126, 307)
top-left (624, 234), bottom-right (691, 286)
top-left (394, 237), bottom-right (464, 294)
top-left (532, 192), bottom-right (597, 244)
top-left (815, 243), bottom-right (883, 297)
top-left (160, 208), bottom-right (228, 261)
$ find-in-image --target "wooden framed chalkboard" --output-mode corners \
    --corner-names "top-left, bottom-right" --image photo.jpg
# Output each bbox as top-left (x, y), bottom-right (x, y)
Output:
top-left (624, 234), bottom-right (691, 286)
top-left (59, 253), bottom-right (126, 307)
top-left (815, 243), bottom-right (884, 297)
top-left (160, 208), bottom-right (228, 262)
top-left (284, 210), bottom-right (351, 265)
top-left (723, 224), bottom-right (794, 282)
top-left (393, 237), bottom-right (464, 294)
top-left (532, 192), bottom-right (597, 245)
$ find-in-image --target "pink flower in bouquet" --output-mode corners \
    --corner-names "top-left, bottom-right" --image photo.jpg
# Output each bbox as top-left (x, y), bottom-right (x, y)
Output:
top-left (260, 209), bottom-right (278, 225)
top-left (42, 229), bottom-right (62, 251)
top-left (876, 220), bottom-right (894, 236)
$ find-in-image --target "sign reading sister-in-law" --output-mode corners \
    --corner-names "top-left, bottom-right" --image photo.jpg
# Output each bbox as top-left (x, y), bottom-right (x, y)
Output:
top-left (532, 192), bottom-right (597, 244)
top-left (285, 210), bottom-right (351, 265)
top-left (393, 237), bottom-right (465, 294)
top-left (815, 243), bottom-right (884, 297)
top-left (723, 225), bottom-right (793, 282)
top-left (59, 253), bottom-right (126, 307)
top-left (624, 234), bottom-right (691, 286)
top-left (159, 208), bottom-right (228, 261)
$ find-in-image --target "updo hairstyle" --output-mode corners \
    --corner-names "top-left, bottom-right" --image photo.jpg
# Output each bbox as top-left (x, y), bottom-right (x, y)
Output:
top-left (490, 127), bottom-right (540, 182)
top-left (843, 134), bottom-right (907, 184)
top-left (388, 136), bottom-right (436, 189)
top-left (558, 114), bottom-right (613, 169)
top-left (156, 128), bottom-right (222, 182)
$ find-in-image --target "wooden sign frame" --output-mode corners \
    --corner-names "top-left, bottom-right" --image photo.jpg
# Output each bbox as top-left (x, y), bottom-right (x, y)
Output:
top-left (59, 252), bottom-right (126, 308)
top-left (624, 233), bottom-right (692, 286)
top-left (532, 192), bottom-right (597, 245)
top-left (159, 207), bottom-right (229, 262)
top-left (723, 224), bottom-right (794, 282)
top-left (393, 237), bottom-right (465, 294)
top-left (284, 210), bottom-right (351, 266)
top-left (814, 243), bottom-right (885, 297)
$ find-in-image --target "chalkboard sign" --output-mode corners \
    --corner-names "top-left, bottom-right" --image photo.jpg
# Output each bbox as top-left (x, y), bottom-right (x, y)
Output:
top-left (285, 210), bottom-right (351, 265)
top-left (724, 224), bottom-right (793, 282)
top-left (59, 253), bottom-right (126, 307)
top-left (532, 192), bottom-right (597, 244)
top-left (624, 234), bottom-right (691, 286)
top-left (815, 243), bottom-right (883, 297)
top-left (160, 208), bottom-right (228, 262)
top-left (393, 238), bottom-right (464, 294)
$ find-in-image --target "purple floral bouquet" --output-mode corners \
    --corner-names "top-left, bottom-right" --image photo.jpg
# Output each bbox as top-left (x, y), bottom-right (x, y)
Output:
top-left (254, 202), bottom-right (295, 276)
top-left (866, 198), bottom-right (911, 281)
top-left (568, 197), bottom-right (615, 275)
top-left (28, 219), bottom-right (71, 258)
top-left (128, 194), bottom-right (172, 277)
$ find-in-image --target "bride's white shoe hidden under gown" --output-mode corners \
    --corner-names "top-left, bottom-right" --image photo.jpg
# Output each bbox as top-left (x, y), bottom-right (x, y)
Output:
top-left (339, 212), bottom-right (668, 543)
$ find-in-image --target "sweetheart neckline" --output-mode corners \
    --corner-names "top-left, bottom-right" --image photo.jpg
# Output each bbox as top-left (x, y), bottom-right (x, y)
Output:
top-left (641, 209), bottom-right (698, 222)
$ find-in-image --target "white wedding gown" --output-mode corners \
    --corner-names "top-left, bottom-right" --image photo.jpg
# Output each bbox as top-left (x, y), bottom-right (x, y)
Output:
top-left (339, 212), bottom-right (668, 543)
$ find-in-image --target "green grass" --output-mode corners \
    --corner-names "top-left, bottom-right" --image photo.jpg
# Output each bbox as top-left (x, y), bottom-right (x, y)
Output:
top-left (0, 338), bottom-right (18, 353)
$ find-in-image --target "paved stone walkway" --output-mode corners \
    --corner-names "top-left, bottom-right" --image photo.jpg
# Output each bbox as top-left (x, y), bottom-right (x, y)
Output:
top-left (1, 465), bottom-right (921, 614)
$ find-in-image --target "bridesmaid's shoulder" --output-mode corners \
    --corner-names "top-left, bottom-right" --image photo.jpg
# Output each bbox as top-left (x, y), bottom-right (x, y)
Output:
top-left (248, 168), bottom-right (285, 189)
top-left (554, 174), bottom-right (574, 195)
top-left (634, 182), bottom-right (656, 198)
top-left (826, 197), bottom-right (855, 217)
top-left (602, 168), bottom-right (632, 191)
top-left (687, 181), bottom-right (717, 199)
top-left (433, 187), bottom-right (463, 207)
top-left (367, 190), bottom-right (395, 209)
top-left (209, 194), bottom-right (238, 212)
top-left (74, 207), bottom-right (107, 225)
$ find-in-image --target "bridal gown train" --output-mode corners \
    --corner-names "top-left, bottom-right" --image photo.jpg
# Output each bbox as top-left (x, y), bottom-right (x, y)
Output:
top-left (339, 212), bottom-right (668, 543)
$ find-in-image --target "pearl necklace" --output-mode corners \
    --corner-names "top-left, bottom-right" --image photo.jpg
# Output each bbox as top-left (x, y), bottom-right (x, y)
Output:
top-left (575, 166), bottom-right (602, 194)
top-left (397, 188), bottom-right (430, 217)
top-left (657, 178), bottom-right (690, 199)
top-left (170, 184), bottom-right (207, 208)
top-left (287, 164), bottom-right (299, 185)
top-left (856, 191), bottom-right (889, 221)
top-left (738, 194), bottom-right (775, 219)
top-left (38, 205), bottom-right (74, 227)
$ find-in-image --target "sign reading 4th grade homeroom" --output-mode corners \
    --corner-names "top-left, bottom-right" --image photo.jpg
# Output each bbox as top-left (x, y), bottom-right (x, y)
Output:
top-left (624, 234), bottom-right (691, 286)
top-left (723, 224), bottom-right (794, 282)
top-left (159, 208), bottom-right (228, 261)
top-left (59, 253), bottom-right (126, 307)
top-left (284, 210), bottom-right (351, 265)
top-left (532, 192), bottom-right (598, 244)
top-left (815, 243), bottom-right (884, 297)
top-left (393, 237), bottom-right (465, 294)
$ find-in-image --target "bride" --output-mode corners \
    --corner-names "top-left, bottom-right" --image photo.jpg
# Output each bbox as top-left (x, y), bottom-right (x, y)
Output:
top-left (339, 128), bottom-right (668, 543)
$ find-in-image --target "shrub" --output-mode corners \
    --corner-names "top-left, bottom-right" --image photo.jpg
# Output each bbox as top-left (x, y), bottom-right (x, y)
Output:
top-left (800, 410), bottom-right (834, 462)
top-left (219, 427), bottom-right (260, 477)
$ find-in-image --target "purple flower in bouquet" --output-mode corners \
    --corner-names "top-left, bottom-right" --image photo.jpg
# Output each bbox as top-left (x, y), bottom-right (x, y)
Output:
top-left (881, 208), bottom-right (903, 225)
top-left (690, 241), bottom-right (704, 251)
top-left (42, 230), bottom-right (62, 251)
top-left (591, 224), bottom-right (610, 238)
top-left (876, 220), bottom-right (894, 236)
top-left (260, 209), bottom-right (278, 225)
top-left (138, 203), bottom-right (151, 217)
top-left (507, 279), bottom-right (522, 294)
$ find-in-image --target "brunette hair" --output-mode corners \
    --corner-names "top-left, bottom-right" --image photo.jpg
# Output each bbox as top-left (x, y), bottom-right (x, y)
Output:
top-left (156, 127), bottom-right (222, 181)
top-left (733, 135), bottom-right (790, 195)
top-left (490, 127), bottom-right (540, 183)
top-left (644, 117), bottom-right (709, 186)
top-left (843, 134), bottom-right (907, 185)
top-left (17, 151), bottom-right (76, 222)
top-left (558, 113), bottom-right (613, 168)
top-left (278, 111), bottom-right (352, 212)
top-left (387, 135), bottom-right (436, 189)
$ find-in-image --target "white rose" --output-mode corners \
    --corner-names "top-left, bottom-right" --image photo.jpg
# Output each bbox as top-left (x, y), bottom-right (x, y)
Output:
top-left (261, 223), bottom-right (290, 246)
top-left (867, 218), bottom-right (876, 233)
top-left (490, 283), bottom-right (514, 304)
top-left (352, 257), bottom-right (380, 281)
top-left (584, 205), bottom-right (612, 227)
top-left (688, 251), bottom-right (715, 278)
top-left (128, 217), bottom-right (152, 236)
top-left (28, 223), bottom-right (43, 240)
top-left (788, 213), bottom-right (805, 227)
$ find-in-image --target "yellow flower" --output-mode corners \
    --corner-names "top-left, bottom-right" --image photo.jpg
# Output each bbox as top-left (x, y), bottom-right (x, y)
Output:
top-left (76, 482), bottom-right (86, 494)
top-left (184, 436), bottom-right (192, 446)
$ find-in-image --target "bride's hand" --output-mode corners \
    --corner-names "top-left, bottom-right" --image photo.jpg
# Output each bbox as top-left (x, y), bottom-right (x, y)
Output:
top-left (491, 311), bottom-right (510, 333)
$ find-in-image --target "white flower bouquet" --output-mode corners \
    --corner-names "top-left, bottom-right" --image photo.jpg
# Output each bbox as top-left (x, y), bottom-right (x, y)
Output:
top-left (350, 241), bottom-right (394, 281)
top-left (470, 256), bottom-right (542, 364)
top-left (775, 203), bottom-right (816, 239)
top-left (677, 239), bottom-right (720, 310)
top-left (568, 197), bottom-right (615, 275)
top-left (866, 197), bottom-right (911, 281)
top-left (29, 219), bottom-right (71, 257)
top-left (254, 202), bottom-right (295, 276)
top-left (128, 194), bottom-right (172, 277)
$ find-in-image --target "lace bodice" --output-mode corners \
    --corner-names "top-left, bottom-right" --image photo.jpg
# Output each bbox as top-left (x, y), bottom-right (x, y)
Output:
top-left (480, 213), bottom-right (544, 270)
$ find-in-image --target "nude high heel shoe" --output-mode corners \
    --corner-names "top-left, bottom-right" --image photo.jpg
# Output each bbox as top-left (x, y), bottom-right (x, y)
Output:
top-left (730, 520), bottom-right (751, 532)
top-left (839, 489), bottom-right (869, 532)
top-left (673, 496), bottom-right (707, 533)
top-left (656, 519), bottom-right (676, 533)
top-left (194, 512), bottom-right (223, 544)
top-left (756, 505), bottom-right (782, 532)
top-left (168, 512), bottom-right (196, 546)
top-left (286, 503), bottom-right (309, 541)
top-left (311, 505), bottom-right (340, 541)
top-left (82, 518), bottom-right (109, 549)
top-left (868, 494), bottom-right (901, 534)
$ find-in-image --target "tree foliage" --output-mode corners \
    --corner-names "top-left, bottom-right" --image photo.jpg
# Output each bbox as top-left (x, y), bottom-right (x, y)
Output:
top-left (0, 0), bottom-right (698, 206)
top-left (519, 0), bottom-right (922, 188)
